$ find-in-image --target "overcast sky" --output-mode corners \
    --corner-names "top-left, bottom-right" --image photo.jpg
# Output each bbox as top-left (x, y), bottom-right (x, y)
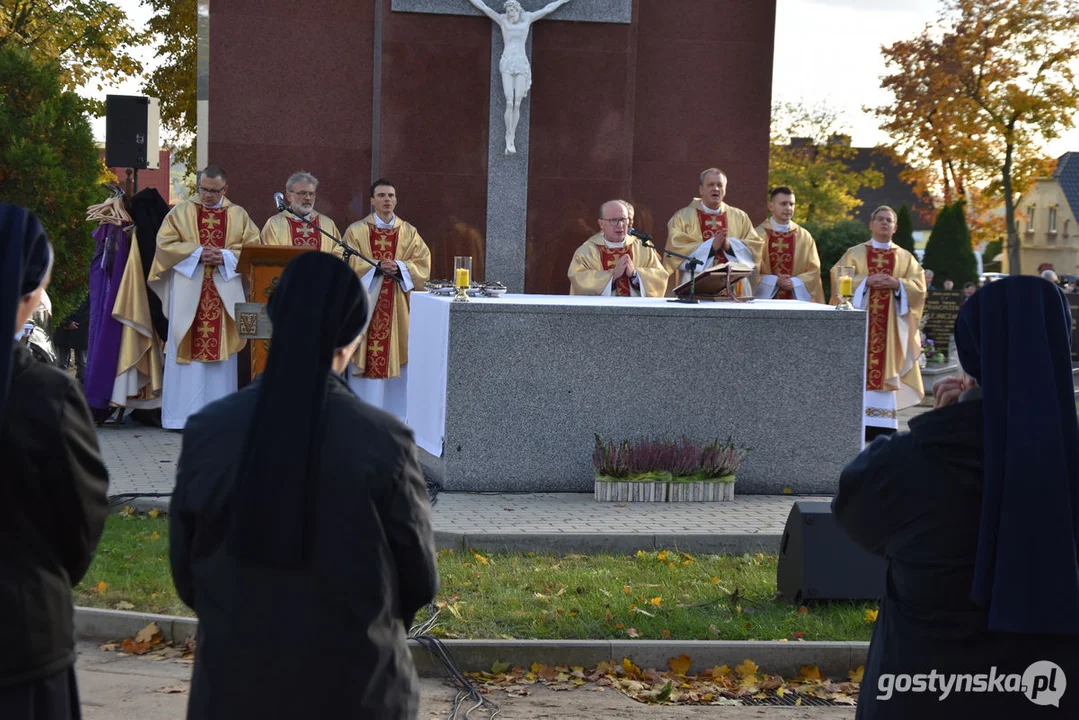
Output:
top-left (86, 0), bottom-right (1079, 159)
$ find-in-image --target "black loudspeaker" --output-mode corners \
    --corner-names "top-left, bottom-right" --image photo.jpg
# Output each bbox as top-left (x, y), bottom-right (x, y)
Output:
top-left (776, 501), bottom-right (886, 604)
top-left (105, 95), bottom-right (160, 169)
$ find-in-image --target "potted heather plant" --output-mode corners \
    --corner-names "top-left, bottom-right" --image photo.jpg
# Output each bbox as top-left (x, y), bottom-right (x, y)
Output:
top-left (666, 437), bottom-right (746, 502)
top-left (593, 435), bottom-right (748, 503)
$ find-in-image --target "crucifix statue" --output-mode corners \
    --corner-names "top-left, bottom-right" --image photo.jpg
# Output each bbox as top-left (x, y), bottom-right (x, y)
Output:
top-left (467, 0), bottom-right (572, 155)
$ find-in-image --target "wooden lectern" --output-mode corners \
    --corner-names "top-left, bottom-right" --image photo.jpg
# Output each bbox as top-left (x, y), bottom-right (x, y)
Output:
top-left (235, 244), bottom-right (318, 384)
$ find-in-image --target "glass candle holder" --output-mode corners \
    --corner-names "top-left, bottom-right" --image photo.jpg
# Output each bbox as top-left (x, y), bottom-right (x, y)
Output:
top-left (836, 265), bottom-right (855, 311)
top-left (453, 256), bottom-right (472, 303)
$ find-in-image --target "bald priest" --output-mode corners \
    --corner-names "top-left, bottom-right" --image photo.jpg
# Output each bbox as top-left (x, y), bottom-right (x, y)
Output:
top-left (568, 200), bottom-right (668, 297)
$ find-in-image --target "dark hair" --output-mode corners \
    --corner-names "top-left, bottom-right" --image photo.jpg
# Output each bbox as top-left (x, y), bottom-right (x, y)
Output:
top-left (769, 186), bottom-right (794, 199)
top-left (202, 165), bottom-right (227, 183)
top-left (369, 178), bottom-right (395, 198)
top-left (964, 282), bottom-right (976, 289)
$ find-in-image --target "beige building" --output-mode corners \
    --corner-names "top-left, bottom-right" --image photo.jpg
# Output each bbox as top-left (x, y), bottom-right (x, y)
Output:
top-left (1013, 152), bottom-right (1079, 275)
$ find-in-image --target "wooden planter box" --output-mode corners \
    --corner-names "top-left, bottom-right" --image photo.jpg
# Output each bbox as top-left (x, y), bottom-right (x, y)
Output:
top-left (667, 478), bottom-right (736, 502)
top-left (594, 476), bottom-right (737, 503)
top-left (593, 480), bottom-right (667, 502)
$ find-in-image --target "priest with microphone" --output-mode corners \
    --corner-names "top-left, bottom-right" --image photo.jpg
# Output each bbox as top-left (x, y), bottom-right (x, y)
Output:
top-left (567, 200), bottom-right (668, 297)
top-left (260, 172), bottom-right (340, 252)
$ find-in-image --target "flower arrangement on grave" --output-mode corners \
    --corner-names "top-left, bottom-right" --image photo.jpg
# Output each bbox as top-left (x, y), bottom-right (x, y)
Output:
top-left (592, 435), bottom-right (749, 502)
top-left (921, 338), bottom-right (945, 364)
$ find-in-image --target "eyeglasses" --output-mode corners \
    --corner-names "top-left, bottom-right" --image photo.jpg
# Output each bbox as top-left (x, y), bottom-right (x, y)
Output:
top-left (601, 217), bottom-right (629, 225)
top-left (289, 191), bottom-right (316, 198)
top-left (198, 186), bottom-right (225, 195)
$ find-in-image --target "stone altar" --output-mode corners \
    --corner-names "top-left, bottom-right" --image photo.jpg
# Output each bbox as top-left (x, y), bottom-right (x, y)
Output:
top-left (407, 293), bottom-right (867, 494)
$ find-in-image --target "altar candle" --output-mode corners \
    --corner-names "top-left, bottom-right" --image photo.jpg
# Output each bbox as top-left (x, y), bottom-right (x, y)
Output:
top-left (455, 267), bottom-right (470, 288)
top-left (839, 276), bottom-right (853, 297)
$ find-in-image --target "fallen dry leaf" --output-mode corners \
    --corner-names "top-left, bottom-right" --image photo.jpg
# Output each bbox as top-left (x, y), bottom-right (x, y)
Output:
top-left (156, 685), bottom-right (187, 694)
top-left (849, 665), bottom-right (865, 683)
top-left (113, 601), bottom-right (135, 611)
top-left (667, 654), bottom-right (692, 676)
top-left (626, 627), bottom-right (642, 638)
top-left (864, 608), bottom-right (879, 623)
top-left (95, 581), bottom-right (108, 594)
top-left (148, 508), bottom-right (161, 519)
top-left (135, 622), bottom-right (161, 645)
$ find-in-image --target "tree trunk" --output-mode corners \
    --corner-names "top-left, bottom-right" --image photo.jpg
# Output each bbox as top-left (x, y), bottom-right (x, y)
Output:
top-left (1003, 140), bottom-right (1020, 275)
top-left (941, 158), bottom-right (953, 205)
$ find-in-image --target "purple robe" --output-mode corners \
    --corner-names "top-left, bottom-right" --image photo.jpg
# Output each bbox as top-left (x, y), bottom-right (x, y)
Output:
top-left (83, 223), bottom-right (130, 412)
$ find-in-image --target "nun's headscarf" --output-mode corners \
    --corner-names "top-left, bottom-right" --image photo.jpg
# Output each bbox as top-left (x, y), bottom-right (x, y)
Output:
top-left (955, 276), bottom-right (1079, 634)
top-left (1, 204), bottom-right (54, 427)
top-left (228, 252), bottom-right (372, 568)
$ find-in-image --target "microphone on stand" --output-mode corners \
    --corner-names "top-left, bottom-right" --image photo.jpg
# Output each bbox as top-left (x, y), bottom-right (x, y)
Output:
top-left (272, 192), bottom-right (286, 212)
top-left (628, 228), bottom-right (653, 244)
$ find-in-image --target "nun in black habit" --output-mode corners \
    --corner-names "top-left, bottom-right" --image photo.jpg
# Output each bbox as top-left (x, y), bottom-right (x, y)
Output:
top-left (0, 204), bottom-right (110, 719)
top-left (834, 275), bottom-right (1079, 719)
top-left (169, 251), bottom-right (438, 719)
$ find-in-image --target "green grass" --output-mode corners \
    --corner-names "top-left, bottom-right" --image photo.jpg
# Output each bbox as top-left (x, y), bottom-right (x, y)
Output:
top-left (76, 516), bottom-right (876, 642)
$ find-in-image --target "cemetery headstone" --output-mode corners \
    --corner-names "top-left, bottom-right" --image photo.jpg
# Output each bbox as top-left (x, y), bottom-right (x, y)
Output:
top-left (922, 289), bottom-right (964, 361)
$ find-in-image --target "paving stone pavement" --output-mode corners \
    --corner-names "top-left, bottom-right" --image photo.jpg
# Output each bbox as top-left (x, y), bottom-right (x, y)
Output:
top-left (96, 404), bottom-right (929, 554)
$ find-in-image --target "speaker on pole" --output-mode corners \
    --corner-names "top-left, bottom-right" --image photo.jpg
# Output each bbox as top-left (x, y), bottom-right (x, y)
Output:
top-left (776, 501), bottom-right (886, 604)
top-left (105, 95), bottom-right (160, 170)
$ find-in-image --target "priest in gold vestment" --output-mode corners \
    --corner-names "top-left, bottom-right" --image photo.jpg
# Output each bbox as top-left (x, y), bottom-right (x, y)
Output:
top-left (148, 166), bottom-right (260, 430)
top-left (664, 168), bottom-right (763, 297)
top-left (830, 205), bottom-right (925, 441)
top-left (754, 186), bottom-right (824, 303)
top-left (339, 179), bottom-right (431, 421)
top-left (260, 171), bottom-right (340, 251)
top-left (568, 200), bottom-right (668, 297)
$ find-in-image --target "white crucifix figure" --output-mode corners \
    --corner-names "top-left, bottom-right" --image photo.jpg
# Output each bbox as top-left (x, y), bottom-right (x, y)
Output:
top-left (468, 0), bottom-right (572, 155)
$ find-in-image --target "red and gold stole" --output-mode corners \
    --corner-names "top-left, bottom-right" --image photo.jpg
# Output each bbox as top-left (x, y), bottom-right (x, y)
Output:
top-left (865, 246), bottom-right (896, 391)
top-left (599, 246), bottom-right (632, 297)
top-left (696, 209), bottom-right (729, 266)
top-left (364, 224), bottom-right (399, 379)
top-left (191, 205), bottom-right (227, 362)
top-left (766, 229), bottom-right (796, 299)
top-left (287, 216), bottom-right (321, 248)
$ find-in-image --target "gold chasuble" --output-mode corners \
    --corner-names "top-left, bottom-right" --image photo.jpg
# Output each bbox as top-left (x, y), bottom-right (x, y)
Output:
top-left (148, 199), bottom-right (259, 364)
top-left (830, 242), bottom-right (926, 419)
top-left (664, 200), bottom-right (763, 295)
top-left (753, 220), bottom-right (825, 303)
top-left (340, 215), bottom-right (431, 380)
top-left (111, 233), bottom-right (164, 404)
top-left (260, 210), bottom-right (340, 252)
top-left (567, 234), bottom-right (668, 297)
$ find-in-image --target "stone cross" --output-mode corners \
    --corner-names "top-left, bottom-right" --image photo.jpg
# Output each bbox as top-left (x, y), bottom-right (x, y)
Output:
top-left (391, 0), bottom-right (632, 291)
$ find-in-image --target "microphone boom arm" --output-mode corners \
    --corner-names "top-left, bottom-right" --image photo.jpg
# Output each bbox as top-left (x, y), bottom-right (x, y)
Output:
top-left (279, 203), bottom-right (400, 283)
top-left (634, 233), bottom-right (703, 304)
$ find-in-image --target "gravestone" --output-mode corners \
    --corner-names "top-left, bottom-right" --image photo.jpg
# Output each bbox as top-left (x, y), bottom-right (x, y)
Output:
top-left (922, 289), bottom-right (964, 361)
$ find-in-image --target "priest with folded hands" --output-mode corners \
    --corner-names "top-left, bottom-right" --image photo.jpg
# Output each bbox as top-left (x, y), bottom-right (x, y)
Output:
top-left (567, 200), bottom-right (668, 297)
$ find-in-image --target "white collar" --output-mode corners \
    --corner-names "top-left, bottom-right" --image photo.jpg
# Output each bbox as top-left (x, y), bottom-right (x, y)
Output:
top-left (770, 218), bottom-right (791, 232)
top-left (698, 200), bottom-right (724, 215)
top-left (291, 209), bottom-right (313, 220)
top-left (374, 214), bottom-right (396, 229)
top-left (870, 239), bottom-right (894, 250)
top-left (602, 237), bottom-right (627, 249)
top-left (202, 201), bottom-right (224, 210)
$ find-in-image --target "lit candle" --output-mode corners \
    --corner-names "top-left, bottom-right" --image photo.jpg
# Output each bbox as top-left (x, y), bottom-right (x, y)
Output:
top-left (455, 267), bottom-right (470, 289)
top-left (839, 276), bottom-right (853, 297)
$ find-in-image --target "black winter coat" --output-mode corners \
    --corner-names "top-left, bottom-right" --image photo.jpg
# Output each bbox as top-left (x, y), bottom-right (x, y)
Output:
top-left (0, 344), bottom-right (109, 687)
top-left (169, 375), bottom-right (439, 720)
top-left (834, 398), bottom-right (1079, 719)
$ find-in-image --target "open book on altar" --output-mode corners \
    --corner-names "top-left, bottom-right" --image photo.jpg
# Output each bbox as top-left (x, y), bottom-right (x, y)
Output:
top-left (673, 262), bottom-right (754, 301)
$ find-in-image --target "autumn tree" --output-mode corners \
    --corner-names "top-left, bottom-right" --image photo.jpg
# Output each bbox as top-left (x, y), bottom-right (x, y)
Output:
top-left (768, 102), bottom-right (883, 226)
top-left (875, 0), bottom-right (1079, 275)
top-left (141, 0), bottom-right (197, 173)
top-left (0, 46), bottom-right (102, 323)
top-left (0, 0), bottom-right (143, 91)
